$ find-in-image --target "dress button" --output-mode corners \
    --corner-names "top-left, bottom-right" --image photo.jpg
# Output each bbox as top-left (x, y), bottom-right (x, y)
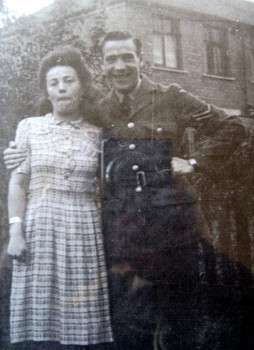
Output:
top-left (127, 122), bottom-right (135, 128)
top-left (129, 143), bottom-right (136, 150)
top-left (132, 165), bottom-right (139, 171)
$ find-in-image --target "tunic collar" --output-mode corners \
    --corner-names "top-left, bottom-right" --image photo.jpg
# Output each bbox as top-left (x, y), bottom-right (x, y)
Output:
top-left (114, 77), bottom-right (142, 103)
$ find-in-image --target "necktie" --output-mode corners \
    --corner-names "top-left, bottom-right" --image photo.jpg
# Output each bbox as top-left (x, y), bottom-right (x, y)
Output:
top-left (120, 94), bottom-right (131, 119)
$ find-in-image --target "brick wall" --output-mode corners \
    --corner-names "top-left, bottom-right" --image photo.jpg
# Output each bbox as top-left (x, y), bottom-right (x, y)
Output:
top-left (102, 1), bottom-right (254, 112)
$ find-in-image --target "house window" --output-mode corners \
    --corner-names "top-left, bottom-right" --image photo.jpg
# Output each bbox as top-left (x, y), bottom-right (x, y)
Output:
top-left (153, 18), bottom-right (181, 69)
top-left (205, 26), bottom-right (229, 76)
top-left (251, 49), bottom-right (254, 80)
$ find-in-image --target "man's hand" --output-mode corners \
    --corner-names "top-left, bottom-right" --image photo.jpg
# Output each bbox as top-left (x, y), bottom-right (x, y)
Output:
top-left (7, 223), bottom-right (27, 261)
top-left (172, 157), bottom-right (195, 175)
top-left (3, 141), bottom-right (27, 170)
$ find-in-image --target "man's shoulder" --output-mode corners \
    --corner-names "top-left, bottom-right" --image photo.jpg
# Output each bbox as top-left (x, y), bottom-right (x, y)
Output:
top-left (155, 82), bottom-right (186, 96)
top-left (99, 76), bottom-right (185, 106)
top-left (139, 75), bottom-right (185, 97)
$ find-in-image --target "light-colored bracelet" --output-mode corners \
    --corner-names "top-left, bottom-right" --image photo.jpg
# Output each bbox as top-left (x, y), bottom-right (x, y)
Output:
top-left (9, 217), bottom-right (23, 224)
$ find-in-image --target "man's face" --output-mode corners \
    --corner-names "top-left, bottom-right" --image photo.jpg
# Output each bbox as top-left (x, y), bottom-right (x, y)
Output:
top-left (102, 39), bottom-right (141, 94)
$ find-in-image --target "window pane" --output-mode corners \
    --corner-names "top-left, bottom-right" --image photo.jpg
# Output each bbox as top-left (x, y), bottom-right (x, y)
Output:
top-left (213, 46), bottom-right (223, 75)
top-left (205, 26), bottom-right (228, 76)
top-left (163, 19), bottom-right (172, 33)
top-left (211, 28), bottom-right (222, 43)
top-left (153, 34), bottom-right (164, 65)
top-left (164, 34), bottom-right (177, 68)
top-left (206, 44), bottom-right (213, 74)
top-left (154, 19), bottom-right (162, 32)
top-left (251, 49), bottom-right (254, 75)
top-left (204, 27), bottom-right (210, 41)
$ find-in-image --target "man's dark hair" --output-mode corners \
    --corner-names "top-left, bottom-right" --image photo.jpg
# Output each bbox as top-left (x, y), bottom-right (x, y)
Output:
top-left (100, 31), bottom-right (142, 57)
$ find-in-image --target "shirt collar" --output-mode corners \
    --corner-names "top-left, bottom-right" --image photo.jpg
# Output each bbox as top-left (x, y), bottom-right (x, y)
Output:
top-left (48, 113), bottom-right (83, 128)
top-left (115, 77), bottom-right (142, 103)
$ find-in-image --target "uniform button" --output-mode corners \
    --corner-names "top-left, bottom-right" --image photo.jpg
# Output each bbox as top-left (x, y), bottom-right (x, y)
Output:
top-left (157, 127), bottom-right (163, 133)
top-left (135, 186), bottom-right (142, 192)
top-left (132, 165), bottom-right (139, 171)
top-left (129, 143), bottom-right (136, 150)
top-left (127, 122), bottom-right (135, 128)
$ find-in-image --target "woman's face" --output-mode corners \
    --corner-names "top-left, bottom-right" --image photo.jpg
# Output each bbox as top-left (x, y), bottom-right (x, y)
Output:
top-left (46, 65), bottom-right (83, 117)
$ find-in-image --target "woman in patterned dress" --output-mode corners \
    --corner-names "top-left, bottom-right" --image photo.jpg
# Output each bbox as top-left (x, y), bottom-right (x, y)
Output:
top-left (7, 47), bottom-right (113, 350)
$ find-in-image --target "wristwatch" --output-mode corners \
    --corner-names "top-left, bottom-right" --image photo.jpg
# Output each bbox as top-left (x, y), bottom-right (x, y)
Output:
top-left (188, 158), bottom-right (198, 171)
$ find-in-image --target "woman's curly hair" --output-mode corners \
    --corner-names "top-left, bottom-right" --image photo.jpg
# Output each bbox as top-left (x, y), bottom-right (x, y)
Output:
top-left (37, 46), bottom-right (103, 126)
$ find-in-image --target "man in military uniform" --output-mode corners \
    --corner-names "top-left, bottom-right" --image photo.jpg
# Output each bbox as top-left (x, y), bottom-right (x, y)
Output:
top-left (98, 31), bottom-right (248, 349)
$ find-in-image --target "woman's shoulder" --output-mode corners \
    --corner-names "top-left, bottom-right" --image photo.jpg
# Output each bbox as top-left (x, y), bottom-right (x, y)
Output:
top-left (17, 114), bottom-right (52, 128)
top-left (82, 121), bottom-right (102, 133)
top-left (18, 114), bottom-right (50, 123)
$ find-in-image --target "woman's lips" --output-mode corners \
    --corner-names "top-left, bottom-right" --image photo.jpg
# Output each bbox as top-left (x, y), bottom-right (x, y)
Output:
top-left (57, 97), bottom-right (71, 101)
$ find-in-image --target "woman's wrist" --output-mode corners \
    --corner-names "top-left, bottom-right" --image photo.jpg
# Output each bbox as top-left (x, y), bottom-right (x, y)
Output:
top-left (9, 222), bottom-right (24, 238)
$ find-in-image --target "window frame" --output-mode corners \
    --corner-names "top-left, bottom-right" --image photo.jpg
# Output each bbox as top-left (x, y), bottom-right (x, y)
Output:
top-left (152, 16), bottom-right (182, 70)
top-left (250, 48), bottom-right (254, 81)
top-left (204, 25), bottom-right (229, 77)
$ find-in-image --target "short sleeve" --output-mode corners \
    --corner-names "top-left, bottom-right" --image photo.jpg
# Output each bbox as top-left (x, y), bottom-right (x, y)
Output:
top-left (12, 118), bottom-right (31, 175)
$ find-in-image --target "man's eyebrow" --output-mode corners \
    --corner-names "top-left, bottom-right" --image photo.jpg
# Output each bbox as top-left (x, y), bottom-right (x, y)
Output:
top-left (121, 53), bottom-right (135, 58)
top-left (105, 53), bottom-right (134, 59)
top-left (105, 54), bottom-right (117, 59)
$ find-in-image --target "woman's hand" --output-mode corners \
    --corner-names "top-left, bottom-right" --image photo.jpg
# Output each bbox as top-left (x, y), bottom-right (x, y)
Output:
top-left (7, 223), bottom-right (28, 261)
top-left (3, 141), bottom-right (27, 170)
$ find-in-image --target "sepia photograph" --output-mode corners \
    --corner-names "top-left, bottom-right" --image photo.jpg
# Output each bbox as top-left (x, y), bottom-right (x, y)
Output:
top-left (0, 1), bottom-right (254, 349)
